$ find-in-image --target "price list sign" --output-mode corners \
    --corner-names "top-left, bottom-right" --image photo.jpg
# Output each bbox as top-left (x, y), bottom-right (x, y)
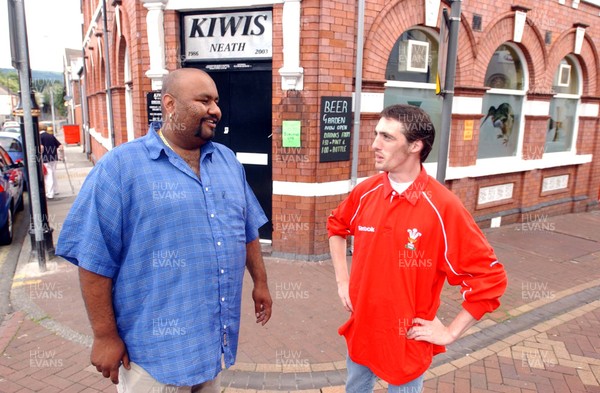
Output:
top-left (146, 91), bottom-right (162, 125)
top-left (319, 96), bottom-right (352, 162)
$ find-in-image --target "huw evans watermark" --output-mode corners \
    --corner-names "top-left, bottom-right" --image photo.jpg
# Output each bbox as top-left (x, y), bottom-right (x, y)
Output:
top-left (152, 318), bottom-right (187, 336)
top-left (521, 349), bottom-right (556, 369)
top-left (30, 350), bottom-right (63, 368)
top-left (152, 181), bottom-right (188, 200)
top-left (518, 213), bottom-right (556, 232)
top-left (274, 282), bottom-right (309, 300)
top-left (274, 213), bottom-right (309, 233)
top-left (275, 349), bottom-right (309, 368)
top-left (398, 249), bottom-right (433, 269)
top-left (152, 249), bottom-right (187, 268)
top-left (29, 282), bottom-right (63, 300)
top-left (521, 281), bottom-right (555, 301)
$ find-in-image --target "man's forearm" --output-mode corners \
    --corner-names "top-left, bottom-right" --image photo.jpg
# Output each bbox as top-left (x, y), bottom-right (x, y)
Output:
top-left (246, 238), bottom-right (268, 286)
top-left (246, 238), bottom-right (272, 324)
top-left (447, 308), bottom-right (478, 341)
top-left (78, 268), bottom-right (119, 338)
top-left (329, 235), bottom-right (349, 284)
top-left (329, 235), bottom-right (353, 312)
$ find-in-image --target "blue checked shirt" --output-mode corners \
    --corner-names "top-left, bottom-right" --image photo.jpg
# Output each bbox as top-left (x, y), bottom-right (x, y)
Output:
top-left (56, 122), bottom-right (267, 385)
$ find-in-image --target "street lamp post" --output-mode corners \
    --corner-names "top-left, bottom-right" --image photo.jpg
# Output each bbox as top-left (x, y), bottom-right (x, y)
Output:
top-left (50, 88), bottom-right (56, 134)
top-left (8, 0), bottom-right (55, 270)
top-left (436, 0), bottom-right (462, 184)
top-left (13, 93), bottom-right (55, 263)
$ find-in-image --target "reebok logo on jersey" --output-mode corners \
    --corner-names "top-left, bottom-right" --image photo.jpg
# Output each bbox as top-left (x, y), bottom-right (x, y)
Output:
top-left (358, 225), bottom-right (375, 233)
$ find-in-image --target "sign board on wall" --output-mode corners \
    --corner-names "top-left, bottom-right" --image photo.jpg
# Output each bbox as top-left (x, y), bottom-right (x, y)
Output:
top-left (319, 96), bottom-right (352, 162)
top-left (183, 10), bottom-right (273, 61)
top-left (282, 120), bottom-right (301, 148)
top-left (146, 91), bottom-right (162, 125)
top-left (463, 119), bottom-right (474, 141)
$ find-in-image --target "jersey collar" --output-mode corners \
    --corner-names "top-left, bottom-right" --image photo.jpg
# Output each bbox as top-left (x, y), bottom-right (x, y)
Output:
top-left (382, 166), bottom-right (430, 205)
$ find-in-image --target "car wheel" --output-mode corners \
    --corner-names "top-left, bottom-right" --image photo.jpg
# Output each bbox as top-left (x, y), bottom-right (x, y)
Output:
top-left (0, 208), bottom-right (13, 245)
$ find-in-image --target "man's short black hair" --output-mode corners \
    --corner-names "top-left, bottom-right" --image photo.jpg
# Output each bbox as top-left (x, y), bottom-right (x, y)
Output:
top-left (380, 104), bottom-right (436, 163)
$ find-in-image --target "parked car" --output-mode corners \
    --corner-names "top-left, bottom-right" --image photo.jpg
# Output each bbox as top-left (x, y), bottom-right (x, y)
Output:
top-left (0, 145), bottom-right (25, 245)
top-left (0, 132), bottom-right (25, 164)
top-left (2, 120), bottom-right (19, 130)
top-left (2, 127), bottom-right (21, 135)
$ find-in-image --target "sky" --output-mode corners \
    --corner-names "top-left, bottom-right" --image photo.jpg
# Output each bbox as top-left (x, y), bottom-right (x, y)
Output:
top-left (0, 0), bottom-right (83, 72)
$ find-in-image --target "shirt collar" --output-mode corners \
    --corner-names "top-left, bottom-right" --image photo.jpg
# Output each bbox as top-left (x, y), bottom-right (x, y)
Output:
top-left (382, 166), bottom-right (430, 205)
top-left (145, 121), bottom-right (215, 161)
top-left (146, 122), bottom-right (166, 160)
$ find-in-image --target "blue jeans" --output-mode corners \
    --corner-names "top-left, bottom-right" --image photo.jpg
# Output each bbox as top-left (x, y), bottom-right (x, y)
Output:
top-left (346, 355), bottom-right (424, 393)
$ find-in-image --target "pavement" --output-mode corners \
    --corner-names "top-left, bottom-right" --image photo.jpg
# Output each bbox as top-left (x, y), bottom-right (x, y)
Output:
top-left (1, 131), bottom-right (600, 392)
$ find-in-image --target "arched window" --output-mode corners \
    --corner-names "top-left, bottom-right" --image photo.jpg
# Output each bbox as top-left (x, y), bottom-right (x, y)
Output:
top-left (479, 44), bottom-right (527, 159)
top-left (546, 56), bottom-right (581, 153)
top-left (384, 28), bottom-right (441, 163)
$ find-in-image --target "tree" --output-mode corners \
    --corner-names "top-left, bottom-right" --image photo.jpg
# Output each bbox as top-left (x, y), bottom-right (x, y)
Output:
top-left (0, 71), bottom-right (20, 93)
top-left (41, 83), bottom-right (67, 118)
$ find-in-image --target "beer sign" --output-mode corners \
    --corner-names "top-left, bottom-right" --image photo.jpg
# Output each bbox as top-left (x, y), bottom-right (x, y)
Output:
top-left (319, 97), bottom-right (353, 162)
top-left (183, 10), bottom-right (273, 61)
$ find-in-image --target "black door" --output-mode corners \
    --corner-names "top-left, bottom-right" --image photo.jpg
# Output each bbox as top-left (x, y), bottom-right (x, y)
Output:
top-left (199, 68), bottom-right (273, 240)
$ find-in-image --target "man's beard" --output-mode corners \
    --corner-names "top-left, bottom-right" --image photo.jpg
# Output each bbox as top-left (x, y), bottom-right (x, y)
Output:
top-left (194, 117), bottom-right (218, 140)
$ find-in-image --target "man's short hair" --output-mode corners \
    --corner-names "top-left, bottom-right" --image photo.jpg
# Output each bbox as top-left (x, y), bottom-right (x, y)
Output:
top-left (380, 104), bottom-right (436, 163)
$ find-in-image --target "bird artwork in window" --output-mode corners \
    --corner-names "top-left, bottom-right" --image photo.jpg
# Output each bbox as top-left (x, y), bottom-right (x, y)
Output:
top-left (482, 103), bottom-right (515, 145)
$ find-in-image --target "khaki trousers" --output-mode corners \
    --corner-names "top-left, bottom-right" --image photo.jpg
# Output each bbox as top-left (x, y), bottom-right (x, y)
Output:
top-left (117, 362), bottom-right (221, 393)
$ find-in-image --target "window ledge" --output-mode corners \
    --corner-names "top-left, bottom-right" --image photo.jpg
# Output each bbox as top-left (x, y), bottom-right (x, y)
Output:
top-left (443, 153), bottom-right (592, 180)
top-left (582, 0), bottom-right (600, 7)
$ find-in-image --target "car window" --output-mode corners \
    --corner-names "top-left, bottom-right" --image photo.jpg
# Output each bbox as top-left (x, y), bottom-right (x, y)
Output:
top-left (0, 137), bottom-right (22, 152)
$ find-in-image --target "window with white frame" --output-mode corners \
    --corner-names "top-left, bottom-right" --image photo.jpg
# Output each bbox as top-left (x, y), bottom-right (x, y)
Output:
top-left (546, 56), bottom-right (581, 153)
top-left (479, 44), bottom-right (527, 159)
top-left (124, 46), bottom-right (135, 142)
top-left (384, 28), bottom-right (441, 163)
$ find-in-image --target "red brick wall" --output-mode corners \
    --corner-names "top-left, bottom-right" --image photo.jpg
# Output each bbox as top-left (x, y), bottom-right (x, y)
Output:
top-left (448, 115), bottom-right (480, 167)
top-left (360, 0), bottom-right (599, 228)
top-left (81, 0), bottom-right (600, 258)
top-left (270, 0), bottom-right (359, 257)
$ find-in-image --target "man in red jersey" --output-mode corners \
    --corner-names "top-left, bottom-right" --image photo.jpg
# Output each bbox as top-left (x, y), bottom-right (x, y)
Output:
top-left (327, 104), bottom-right (507, 392)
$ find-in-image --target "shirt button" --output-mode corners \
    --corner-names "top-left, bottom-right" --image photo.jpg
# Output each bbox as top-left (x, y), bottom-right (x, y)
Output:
top-left (217, 241), bottom-right (222, 246)
top-left (221, 297), bottom-right (225, 302)
top-left (224, 325), bottom-right (227, 329)
top-left (220, 269), bottom-right (225, 274)
top-left (210, 214), bottom-right (215, 218)
top-left (205, 187), bottom-right (209, 191)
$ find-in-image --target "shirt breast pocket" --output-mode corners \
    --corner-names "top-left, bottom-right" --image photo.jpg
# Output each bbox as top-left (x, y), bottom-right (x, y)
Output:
top-left (216, 191), bottom-right (247, 237)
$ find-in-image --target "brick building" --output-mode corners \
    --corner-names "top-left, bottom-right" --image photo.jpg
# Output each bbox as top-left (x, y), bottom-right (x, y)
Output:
top-left (79, 0), bottom-right (600, 259)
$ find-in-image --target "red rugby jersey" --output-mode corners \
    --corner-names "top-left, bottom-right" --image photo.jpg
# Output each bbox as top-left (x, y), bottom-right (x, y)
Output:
top-left (327, 168), bottom-right (507, 385)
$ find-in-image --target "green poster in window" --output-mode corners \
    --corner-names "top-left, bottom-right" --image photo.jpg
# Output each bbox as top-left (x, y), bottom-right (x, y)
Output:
top-left (282, 120), bottom-right (301, 148)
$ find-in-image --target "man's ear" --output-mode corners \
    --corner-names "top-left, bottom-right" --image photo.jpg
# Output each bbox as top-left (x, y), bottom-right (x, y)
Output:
top-left (162, 93), bottom-right (175, 115)
top-left (410, 139), bottom-right (423, 155)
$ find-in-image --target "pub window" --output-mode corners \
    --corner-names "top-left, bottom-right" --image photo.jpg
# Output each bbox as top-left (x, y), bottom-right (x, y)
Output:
top-left (479, 43), bottom-right (527, 159)
top-left (545, 56), bottom-right (581, 153)
top-left (384, 28), bottom-right (441, 163)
